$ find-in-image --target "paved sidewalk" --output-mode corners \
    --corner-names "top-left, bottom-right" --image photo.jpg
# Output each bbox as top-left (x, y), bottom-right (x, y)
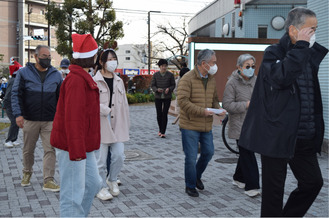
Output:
top-left (0, 104), bottom-right (328, 217)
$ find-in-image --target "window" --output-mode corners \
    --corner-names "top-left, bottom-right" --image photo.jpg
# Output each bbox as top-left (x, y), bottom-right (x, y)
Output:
top-left (125, 50), bottom-right (130, 54)
top-left (125, 57), bottom-right (130, 60)
top-left (258, 25), bottom-right (267, 38)
top-left (40, 10), bottom-right (45, 15)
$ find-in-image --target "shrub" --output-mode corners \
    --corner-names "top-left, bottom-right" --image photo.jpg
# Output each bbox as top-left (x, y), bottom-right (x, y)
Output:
top-left (126, 93), bottom-right (155, 104)
top-left (133, 75), bottom-right (153, 94)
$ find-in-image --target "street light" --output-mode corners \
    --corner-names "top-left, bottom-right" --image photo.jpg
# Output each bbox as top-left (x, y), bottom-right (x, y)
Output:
top-left (148, 10), bottom-right (161, 75)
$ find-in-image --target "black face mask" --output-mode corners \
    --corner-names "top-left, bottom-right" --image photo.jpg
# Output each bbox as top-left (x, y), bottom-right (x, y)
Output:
top-left (38, 58), bottom-right (51, 69)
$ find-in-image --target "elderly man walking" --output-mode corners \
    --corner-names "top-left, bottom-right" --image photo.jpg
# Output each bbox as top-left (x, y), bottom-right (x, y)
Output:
top-left (238, 7), bottom-right (328, 217)
top-left (177, 49), bottom-right (225, 197)
top-left (11, 45), bottom-right (63, 191)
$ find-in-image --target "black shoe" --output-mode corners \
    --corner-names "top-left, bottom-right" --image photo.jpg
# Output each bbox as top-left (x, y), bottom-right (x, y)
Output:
top-left (196, 179), bottom-right (204, 190)
top-left (185, 187), bottom-right (199, 197)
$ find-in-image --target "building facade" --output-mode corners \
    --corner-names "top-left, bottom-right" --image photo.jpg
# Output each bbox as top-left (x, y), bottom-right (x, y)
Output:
top-left (0, 0), bottom-right (61, 70)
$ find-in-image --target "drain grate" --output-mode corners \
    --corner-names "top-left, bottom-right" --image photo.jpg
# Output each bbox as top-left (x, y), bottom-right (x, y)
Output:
top-left (214, 158), bottom-right (238, 164)
top-left (125, 149), bottom-right (155, 161)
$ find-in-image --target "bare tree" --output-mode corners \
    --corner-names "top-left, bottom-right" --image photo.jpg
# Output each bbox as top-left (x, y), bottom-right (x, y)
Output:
top-left (153, 18), bottom-right (189, 70)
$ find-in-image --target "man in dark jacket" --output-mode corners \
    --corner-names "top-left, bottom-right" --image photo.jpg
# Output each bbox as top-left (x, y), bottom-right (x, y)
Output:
top-left (238, 7), bottom-right (328, 217)
top-left (11, 45), bottom-right (63, 192)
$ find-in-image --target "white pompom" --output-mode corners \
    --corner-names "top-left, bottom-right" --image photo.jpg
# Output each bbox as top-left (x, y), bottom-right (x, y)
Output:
top-left (73, 52), bottom-right (80, 59)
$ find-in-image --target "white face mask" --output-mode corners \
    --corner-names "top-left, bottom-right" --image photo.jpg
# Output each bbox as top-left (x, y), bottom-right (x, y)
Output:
top-left (106, 60), bottom-right (118, 72)
top-left (309, 33), bottom-right (316, 48)
top-left (205, 63), bottom-right (218, 75)
top-left (61, 69), bottom-right (69, 74)
top-left (242, 68), bottom-right (255, 78)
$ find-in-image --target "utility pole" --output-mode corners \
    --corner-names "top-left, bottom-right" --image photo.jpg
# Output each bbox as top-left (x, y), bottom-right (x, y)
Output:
top-left (147, 11), bottom-right (161, 75)
top-left (48, 0), bottom-right (50, 47)
top-left (28, 5), bottom-right (32, 63)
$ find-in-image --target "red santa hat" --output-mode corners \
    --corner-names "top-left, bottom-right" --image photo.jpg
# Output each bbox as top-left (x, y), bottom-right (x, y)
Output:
top-left (9, 61), bottom-right (23, 76)
top-left (72, 34), bottom-right (98, 59)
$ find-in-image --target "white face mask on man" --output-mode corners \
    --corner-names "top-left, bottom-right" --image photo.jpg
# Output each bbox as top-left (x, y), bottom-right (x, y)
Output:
top-left (106, 60), bottom-right (118, 72)
top-left (204, 63), bottom-right (218, 75)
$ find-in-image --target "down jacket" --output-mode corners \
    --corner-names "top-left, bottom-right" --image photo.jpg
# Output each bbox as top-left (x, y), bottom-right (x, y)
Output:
top-left (222, 70), bottom-right (256, 139)
top-left (93, 71), bottom-right (130, 144)
top-left (177, 67), bottom-right (219, 132)
top-left (50, 65), bottom-right (100, 160)
top-left (11, 63), bottom-right (62, 121)
top-left (238, 33), bottom-right (328, 158)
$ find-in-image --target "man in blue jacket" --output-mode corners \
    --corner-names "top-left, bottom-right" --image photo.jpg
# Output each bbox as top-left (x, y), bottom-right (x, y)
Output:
top-left (238, 7), bottom-right (328, 217)
top-left (11, 45), bottom-right (63, 192)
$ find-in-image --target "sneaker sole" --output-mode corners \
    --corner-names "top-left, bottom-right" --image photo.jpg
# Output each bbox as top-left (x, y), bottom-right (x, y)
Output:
top-left (96, 194), bottom-right (113, 201)
top-left (43, 187), bottom-right (60, 192)
top-left (109, 190), bottom-right (120, 197)
top-left (232, 181), bottom-right (245, 189)
top-left (21, 183), bottom-right (31, 187)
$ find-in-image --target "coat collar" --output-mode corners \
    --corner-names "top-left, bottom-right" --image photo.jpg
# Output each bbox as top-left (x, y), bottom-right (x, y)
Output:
top-left (68, 65), bottom-right (98, 90)
top-left (94, 70), bottom-right (121, 83)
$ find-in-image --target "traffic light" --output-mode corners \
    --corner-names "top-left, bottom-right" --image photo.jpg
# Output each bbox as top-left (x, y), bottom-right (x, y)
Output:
top-left (32, 35), bottom-right (44, 40)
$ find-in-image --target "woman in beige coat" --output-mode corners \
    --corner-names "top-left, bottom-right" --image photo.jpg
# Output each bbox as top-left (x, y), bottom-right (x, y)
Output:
top-left (93, 49), bottom-right (130, 201)
top-left (222, 54), bottom-right (260, 197)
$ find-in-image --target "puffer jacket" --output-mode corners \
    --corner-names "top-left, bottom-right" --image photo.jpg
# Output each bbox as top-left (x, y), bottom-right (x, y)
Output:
top-left (222, 70), bottom-right (256, 139)
top-left (11, 62), bottom-right (62, 121)
top-left (151, 71), bottom-right (175, 99)
top-left (177, 67), bottom-right (219, 132)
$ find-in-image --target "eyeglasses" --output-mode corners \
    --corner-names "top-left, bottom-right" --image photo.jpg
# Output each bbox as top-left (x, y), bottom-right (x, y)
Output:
top-left (245, 65), bottom-right (256, 69)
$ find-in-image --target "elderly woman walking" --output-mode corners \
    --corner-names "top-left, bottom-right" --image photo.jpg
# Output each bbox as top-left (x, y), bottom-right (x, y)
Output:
top-left (222, 54), bottom-right (260, 197)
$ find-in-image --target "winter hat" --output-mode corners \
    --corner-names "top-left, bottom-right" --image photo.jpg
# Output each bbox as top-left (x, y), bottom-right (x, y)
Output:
top-left (72, 34), bottom-right (98, 59)
top-left (60, 58), bottom-right (70, 68)
top-left (9, 61), bottom-right (22, 76)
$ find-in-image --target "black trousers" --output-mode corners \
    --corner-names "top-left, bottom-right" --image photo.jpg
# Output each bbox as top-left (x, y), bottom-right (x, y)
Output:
top-left (233, 143), bottom-right (260, 190)
top-left (5, 108), bottom-right (19, 143)
top-left (261, 147), bottom-right (323, 217)
top-left (155, 98), bottom-right (171, 134)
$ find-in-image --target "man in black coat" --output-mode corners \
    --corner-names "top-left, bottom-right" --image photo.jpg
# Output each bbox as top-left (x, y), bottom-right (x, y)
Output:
top-left (238, 7), bottom-right (328, 217)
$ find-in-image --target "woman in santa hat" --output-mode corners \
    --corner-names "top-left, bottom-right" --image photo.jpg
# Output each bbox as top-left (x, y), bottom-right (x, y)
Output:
top-left (3, 61), bottom-right (22, 148)
top-left (50, 34), bottom-right (102, 217)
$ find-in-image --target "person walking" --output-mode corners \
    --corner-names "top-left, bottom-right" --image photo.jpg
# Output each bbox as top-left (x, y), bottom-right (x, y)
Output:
top-left (3, 61), bottom-right (22, 148)
top-left (151, 59), bottom-right (175, 138)
top-left (11, 45), bottom-right (62, 192)
top-left (238, 7), bottom-right (328, 217)
top-left (222, 54), bottom-right (260, 197)
top-left (93, 48), bottom-right (130, 201)
top-left (50, 33), bottom-right (102, 217)
top-left (177, 49), bottom-right (225, 197)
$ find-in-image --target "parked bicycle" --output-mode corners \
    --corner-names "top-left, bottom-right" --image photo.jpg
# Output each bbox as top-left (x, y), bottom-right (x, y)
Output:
top-left (221, 114), bottom-right (239, 154)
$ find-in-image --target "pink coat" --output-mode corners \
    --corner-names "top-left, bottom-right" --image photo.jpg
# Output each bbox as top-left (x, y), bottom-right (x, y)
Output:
top-left (93, 71), bottom-right (130, 144)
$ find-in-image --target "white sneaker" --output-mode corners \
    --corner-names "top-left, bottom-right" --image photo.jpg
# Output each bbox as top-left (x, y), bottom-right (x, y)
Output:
top-left (4, 141), bottom-right (14, 148)
top-left (233, 180), bottom-right (246, 189)
top-left (108, 181), bottom-right (120, 196)
top-left (12, 141), bottom-right (20, 146)
top-left (117, 179), bottom-right (122, 186)
top-left (244, 189), bottom-right (261, 197)
top-left (96, 188), bottom-right (113, 201)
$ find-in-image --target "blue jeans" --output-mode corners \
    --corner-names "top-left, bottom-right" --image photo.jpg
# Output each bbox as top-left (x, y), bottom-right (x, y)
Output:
top-left (181, 128), bottom-right (214, 188)
top-left (95, 142), bottom-right (125, 188)
top-left (56, 149), bottom-right (102, 217)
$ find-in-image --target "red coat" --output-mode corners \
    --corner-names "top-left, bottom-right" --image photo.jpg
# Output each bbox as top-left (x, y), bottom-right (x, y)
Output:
top-left (51, 65), bottom-right (100, 160)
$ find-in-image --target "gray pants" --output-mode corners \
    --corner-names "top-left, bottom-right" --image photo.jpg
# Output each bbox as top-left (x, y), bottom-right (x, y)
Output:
top-left (5, 108), bottom-right (19, 143)
top-left (95, 142), bottom-right (125, 188)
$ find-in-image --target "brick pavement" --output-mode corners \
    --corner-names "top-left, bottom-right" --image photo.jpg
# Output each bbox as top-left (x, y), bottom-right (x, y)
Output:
top-left (0, 103), bottom-right (328, 217)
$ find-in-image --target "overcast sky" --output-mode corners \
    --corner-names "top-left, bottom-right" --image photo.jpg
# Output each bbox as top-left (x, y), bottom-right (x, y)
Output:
top-left (112, 0), bottom-right (212, 45)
